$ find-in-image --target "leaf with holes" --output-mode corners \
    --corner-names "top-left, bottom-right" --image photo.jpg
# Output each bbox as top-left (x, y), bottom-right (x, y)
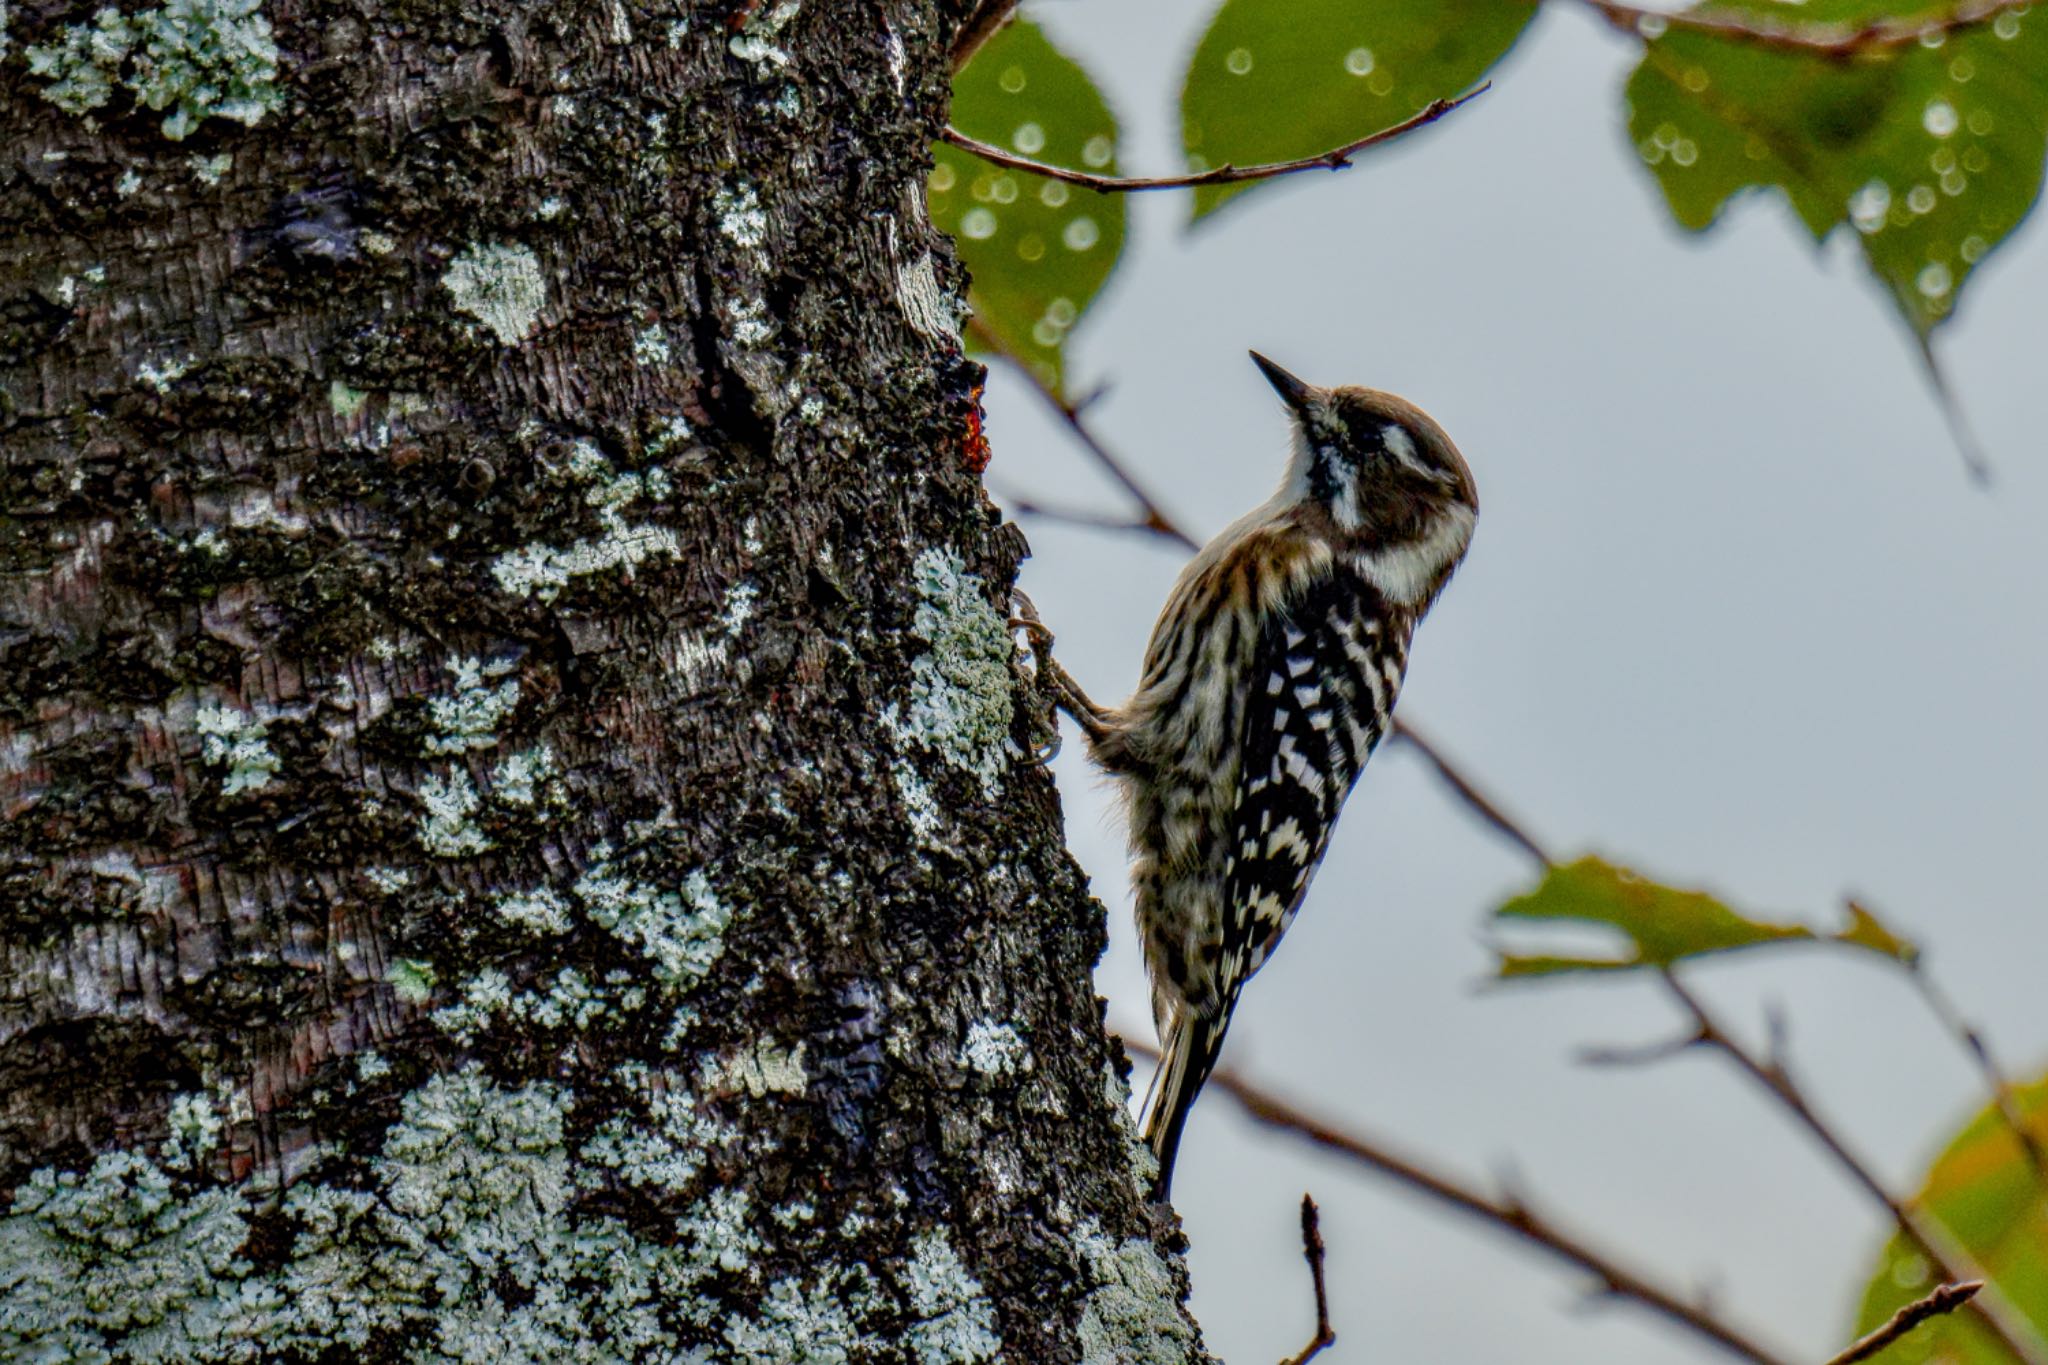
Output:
top-left (933, 21), bottom-right (1126, 395)
top-left (1179, 0), bottom-right (1532, 221)
top-left (1626, 1), bottom-right (2048, 337)
top-left (1850, 1074), bottom-right (2048, 1362)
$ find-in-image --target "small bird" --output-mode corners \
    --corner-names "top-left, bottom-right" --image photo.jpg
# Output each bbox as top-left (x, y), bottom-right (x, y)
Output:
top-left (1031, 352), bottom-right (1478, 1200)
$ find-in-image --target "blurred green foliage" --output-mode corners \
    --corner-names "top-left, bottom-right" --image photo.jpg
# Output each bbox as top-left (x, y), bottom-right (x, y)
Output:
top-left (943, 0), bottom-right (2046, 419)
top-left (1627, 0), bottom-right (2048, 337)
top-left (1179, 0), bottom-right (1533, 220)
top-left (1853, 1076), bottom-right (2048, 1361)
top-left (929, 20), bottom-right (1126, 394)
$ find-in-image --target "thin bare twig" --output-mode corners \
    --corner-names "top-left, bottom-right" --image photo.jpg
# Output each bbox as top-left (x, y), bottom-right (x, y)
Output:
top-left (944, 88), bottom-right (1487, 195)
top-left (1173, 1056), bottom-right (1802, 1365)
top-left (970, 318), bottom-right (1199, 552)
top-left (1387, 716), bottom-right (1554, 867)
top-left (1279, 1194), bottom-right (1337, 1365)
top-left (1658, 970), bottom-right (2048, 1365)
top-left (1882, 925), bottom-right (2048, 1176)
top-left (1577, 1028), bottom-right (1708, 1069)
top-left (1574, 0), bottom-right (2028, 55)
top-left (1823, 1281), bottom-right (1984, 1365)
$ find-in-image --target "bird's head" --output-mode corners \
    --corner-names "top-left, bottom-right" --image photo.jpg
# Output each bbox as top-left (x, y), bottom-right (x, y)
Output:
top-left (1251, 351), bottom-right (1478, 550)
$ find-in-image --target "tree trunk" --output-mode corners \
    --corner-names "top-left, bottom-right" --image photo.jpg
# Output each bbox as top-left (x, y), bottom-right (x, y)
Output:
top-left (0, 0), bottom-right (1204, 1358)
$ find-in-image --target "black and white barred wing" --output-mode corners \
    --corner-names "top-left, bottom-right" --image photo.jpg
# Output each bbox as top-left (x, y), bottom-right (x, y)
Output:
top-left (1217, 572), bottom-right (1407, 992)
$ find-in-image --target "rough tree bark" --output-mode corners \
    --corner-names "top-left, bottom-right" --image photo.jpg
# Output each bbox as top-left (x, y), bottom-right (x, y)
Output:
top-left (0, 0), bottom-right (1205, 1358)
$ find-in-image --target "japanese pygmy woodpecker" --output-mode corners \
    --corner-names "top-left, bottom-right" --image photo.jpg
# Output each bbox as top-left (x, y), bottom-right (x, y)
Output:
top-left (1045, 351), bottom-right (1477, 1200)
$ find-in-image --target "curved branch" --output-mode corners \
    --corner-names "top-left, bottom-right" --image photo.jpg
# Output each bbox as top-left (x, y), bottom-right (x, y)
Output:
top-left (942, 86), bottom-right (1488, 195)
top-left (1183, 1057), bottom-right (1801, 1365)
top-left (969, 317), bottom-right (1200, 553)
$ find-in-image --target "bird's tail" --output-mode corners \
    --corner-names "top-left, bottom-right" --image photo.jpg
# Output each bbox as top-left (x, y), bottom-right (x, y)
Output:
top-left (1139, 1006), bottom-right (1234, 1202)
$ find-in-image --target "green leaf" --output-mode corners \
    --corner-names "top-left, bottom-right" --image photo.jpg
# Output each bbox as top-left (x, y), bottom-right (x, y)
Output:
top-left (1492, 857), bottom-right (1814, 978)
top-left (1851, 1075), bottom-right (2048, 1362)
top-left (933, 20), bottom-right (1127, 395)
top-left (1179, 0), bottom-right (1533, 221)
top-left (1625, 3), bottom-right (2048, 336)
top-left (1493, 862), bottom-right (1936, 978)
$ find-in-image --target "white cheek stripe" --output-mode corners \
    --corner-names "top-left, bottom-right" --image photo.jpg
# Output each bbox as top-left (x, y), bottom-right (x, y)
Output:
top-left (1350, 504), bottom-right (1475, 607)
top-left (1327, 458), bottom-right (1362, 531)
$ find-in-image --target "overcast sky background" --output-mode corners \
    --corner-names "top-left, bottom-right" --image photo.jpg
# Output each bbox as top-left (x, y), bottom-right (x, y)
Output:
top-left (984, 4), bottom-right (2048, 1361)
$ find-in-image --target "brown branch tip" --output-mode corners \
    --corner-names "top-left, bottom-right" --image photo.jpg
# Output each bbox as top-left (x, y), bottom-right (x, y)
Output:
top-left (1280, 1194), bottom-right (1337, 1365)
top-left (1823, 1281), bottom-right (1982, 1365)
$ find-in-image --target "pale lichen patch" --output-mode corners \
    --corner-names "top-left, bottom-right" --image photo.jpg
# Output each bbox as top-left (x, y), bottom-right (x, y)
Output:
top-left (416, 770), bottom-right (491, 856)
top-left (136, 354), bottom-right (192, 392)
top-left (24, 0), bottom-right (283, 139)
top-left (904, 1230), bottom-right (1003, 1364)
top-left (425, 655), bottom-right (521, 754)
top-left (634, 323), bottom-right (673, 366)
top-left (386, 957), bottom-right (436, 1003)
top-left (715, 184), bottom-right (769, 249)
top-left (1074, 1220), bottom-right (1196, 1365)
top-left (328, 379), bottom-right (366, 417)
top-left (886, 548), bottom-right (1016, 798)
top-left (490, 743), bottom-right (560, 807)
top-left (727, 0), bottom-right (799, 69)
top-left (721, 580), bottom-right (760, 636)
top-left (891, 757), bottom-right (943, 844)
top-left (442, 241), bottom-right (546, 344)
top-left (161, 1093), bottom-right (223, 1172)
top-left (1103, 1062), bottom-right (1160, 1191)
top-left (490, 441), bottom-right (677, 602)
top-left (722, 1273), bottom-right (870, 1363)
top-left (575, 856), bottom-right (733, 989)
top-left (188, 151), bottom-right (232, 184)
top-left (0, 1149), bottom-right (259, 1361)
top-left (578, 1065), bottom-right (735, 1196)
top-left (959, 1020), bottom-right (1029, 1077)
top-left (699, 1040), bottom-right (808, 1098)
top-left (193, 701), bottom-right (280, 795)
top-left (647, 413), bottom-right (693, 455)
top-left (0, 1068), bottom-right (711, 1360)
top-left (495, 884), bottom-right (573, 935)
top-left (277, 1066), bottom-right (682, 1359)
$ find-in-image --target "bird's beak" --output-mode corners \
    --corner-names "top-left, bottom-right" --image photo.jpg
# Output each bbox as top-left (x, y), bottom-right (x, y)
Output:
top-left (1249, 351), bottom-right (1316, 411)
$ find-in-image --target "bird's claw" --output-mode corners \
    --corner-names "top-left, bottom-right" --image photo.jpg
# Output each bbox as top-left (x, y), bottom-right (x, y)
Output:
top-left (1010, 588), bottom-right (1068, 764)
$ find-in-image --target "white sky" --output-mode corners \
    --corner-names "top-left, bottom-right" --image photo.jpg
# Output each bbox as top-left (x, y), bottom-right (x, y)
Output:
top-left (991, 4), bottom-right (2048, 1361)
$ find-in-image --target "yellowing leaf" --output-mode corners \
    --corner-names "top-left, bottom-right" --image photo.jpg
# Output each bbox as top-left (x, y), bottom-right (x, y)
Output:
top-left (1837, 900), bottom-right (1921, 964)
top-left (1851, 1075), bottom-right (2048, 1361)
